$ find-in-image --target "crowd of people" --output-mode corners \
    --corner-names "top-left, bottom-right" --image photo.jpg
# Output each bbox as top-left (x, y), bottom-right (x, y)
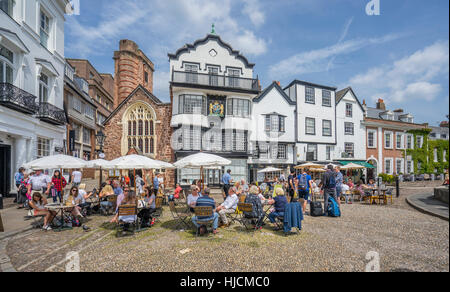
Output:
top-left (12, 167), bottom-right (168, 231)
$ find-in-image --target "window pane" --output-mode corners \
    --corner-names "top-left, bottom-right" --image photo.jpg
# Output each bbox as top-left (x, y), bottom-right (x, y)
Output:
top-left (322, 90), bottom-right (331, 106)
top-left (305, 87), bottom-right (315, 103)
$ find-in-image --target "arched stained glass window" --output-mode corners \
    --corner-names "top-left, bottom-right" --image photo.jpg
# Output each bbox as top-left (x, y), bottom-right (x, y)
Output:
top-left (125, 103), bottom-right (156, 155)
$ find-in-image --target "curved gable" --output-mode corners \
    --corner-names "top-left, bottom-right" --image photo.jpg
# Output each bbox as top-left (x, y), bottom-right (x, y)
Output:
top-left (168, 34), bottom-right (255, 69)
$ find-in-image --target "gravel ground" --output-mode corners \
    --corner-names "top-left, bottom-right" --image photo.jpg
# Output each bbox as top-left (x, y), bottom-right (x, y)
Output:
top-left (4, 183), bottom-right (449, 272)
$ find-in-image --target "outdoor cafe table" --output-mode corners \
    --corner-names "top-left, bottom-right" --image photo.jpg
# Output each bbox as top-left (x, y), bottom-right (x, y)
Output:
top-left (45, 203), bottom-right (75, 231)
top-left (368, 187), bottom-right (388, 204)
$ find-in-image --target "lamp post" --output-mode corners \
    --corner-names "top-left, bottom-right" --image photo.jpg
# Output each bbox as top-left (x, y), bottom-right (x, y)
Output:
top-left (95, 130), bottom-right (106, 186)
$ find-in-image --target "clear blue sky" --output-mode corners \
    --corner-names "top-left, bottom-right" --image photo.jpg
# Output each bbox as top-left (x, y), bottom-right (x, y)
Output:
top-left (65, 0), bottom-right (449, 125)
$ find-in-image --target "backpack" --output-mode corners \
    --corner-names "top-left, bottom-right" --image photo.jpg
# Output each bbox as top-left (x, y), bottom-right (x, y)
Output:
top-left (327, 197), bottom-right (341, 217)
top-left (298, 174), bottom-right (308, 190)
top-left (325, 173), bottom-right (336, 189)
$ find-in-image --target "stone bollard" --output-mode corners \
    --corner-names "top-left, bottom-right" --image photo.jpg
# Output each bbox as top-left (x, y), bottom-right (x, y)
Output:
top-left (398, 175), bottom-right (403, 182)
top-left (431, 174), bottom-right (435, 181)
top-left (411, 175), bottom-right (415, 182)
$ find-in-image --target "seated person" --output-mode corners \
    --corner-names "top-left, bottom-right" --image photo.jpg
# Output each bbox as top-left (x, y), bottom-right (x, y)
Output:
top-left (216, 186), bottom-right (239, 227)
top-left (29, 192), bottom-right (57, 231)
top-left (191, 188), bottom-right (219, 235)
top-left (341, 182), bottom-right (353, 204)
top-left (138, 186), bottom-right (156, 228)
top-left (267, 188), bottom-right (288, 229)
top-left (257, 187), bottom-right (267, 204)
top-left (243, 186), bottom-right (264, 228)
top-left (111, 186), bottom-right (127, 223)
top-left (367, 179), bottom-right (376, 188)
top-left (66, 186), bottom-right (84, 219)
top-left (77, 184), bottom-right (94, 212)
top-left (117, 191), bottom-right (138, 231)
top-left (187, 185), bottom-right (201, 213)
top-left (347, 178), bottom-right (355, 190)
top-left (99, 183), bottom-right (115, 214)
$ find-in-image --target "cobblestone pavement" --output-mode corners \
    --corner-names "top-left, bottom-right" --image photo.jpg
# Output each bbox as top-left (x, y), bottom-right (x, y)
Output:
top-left (2, 181), bottom-right (448, 272)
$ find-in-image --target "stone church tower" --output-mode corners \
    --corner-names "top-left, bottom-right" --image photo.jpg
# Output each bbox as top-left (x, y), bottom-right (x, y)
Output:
top-left (103, 40), bottom-right (175, 188)
top-left (113, 40), bottom-right (155, 108)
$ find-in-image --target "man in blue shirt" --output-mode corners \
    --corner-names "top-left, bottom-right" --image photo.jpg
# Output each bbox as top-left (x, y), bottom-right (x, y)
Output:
top-left (222, 169), bottom-right (233, 200)
top-left (153, 173), bottom-right (160, 196)
top-left (297, 168), bottom-right (312, 214)
top-left (192, 188), bottom-right (219, 235)
top-left (14, 167), bottom-right (25, 203)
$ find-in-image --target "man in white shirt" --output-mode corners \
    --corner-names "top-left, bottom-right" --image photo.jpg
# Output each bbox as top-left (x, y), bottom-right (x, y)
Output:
top-left (216, 187), bottom-right (239, 227)
top-left (28, 170), bottom-right (51, 197)
top-left (71, 169), bottom-right (82, 187)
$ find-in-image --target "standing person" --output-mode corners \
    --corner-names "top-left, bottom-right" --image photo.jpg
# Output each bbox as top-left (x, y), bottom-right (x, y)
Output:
top-left (191, 188), bottom-right (219, 235)
top-left (287, 169), bottom-right (296, 202)
top-left (222, 169), bottom-right (233, 199)
top-left (322, 165), bottom-right (337, 216)
top-left (335, 166), bottom-right (344, 207)
top-left (71, 169), bottom-right (82, 187)
top-left (17, 171), bottom-right (31, 208)
top-left (153, 173), bottom-right (160, 196)
top-left (135, 174), bottom-right (145, 195)
top-left (28, 169), bottom-right (51, 198)
top-left (158, 173), bottom-right (165, 192)
top-left (14, 167), bottom-right (25, 203)
top-left (297, 169), bottom-right (312, 215)
top-left (51, 170), bottom-right (67, 203)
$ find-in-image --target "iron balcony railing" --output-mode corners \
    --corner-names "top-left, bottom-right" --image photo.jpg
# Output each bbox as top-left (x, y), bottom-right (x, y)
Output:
top-left (37, 102), bottom-right (66, 125)
top-left (0, 83), bottom-right (39, 114)
top-left (172, 71), bottom-right (260, 92)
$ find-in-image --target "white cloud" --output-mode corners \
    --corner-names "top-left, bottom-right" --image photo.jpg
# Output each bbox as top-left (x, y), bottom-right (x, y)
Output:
top-left (269, 33), bottom-right (400, 79)
top-left (242, 0), bottom-right (266, 27)
top-left (349, 40), bottom-right (449, 103)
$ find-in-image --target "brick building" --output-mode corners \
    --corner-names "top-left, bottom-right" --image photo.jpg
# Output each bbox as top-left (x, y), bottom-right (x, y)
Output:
top-left (362, 99), bottom-right (427, 180)
top-left (103, 40), bottom-right (174, 188)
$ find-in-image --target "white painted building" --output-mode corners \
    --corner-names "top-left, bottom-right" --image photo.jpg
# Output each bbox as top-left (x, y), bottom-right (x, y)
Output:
top-left (334, 87), bottom-right (366, 163)
top-left (169, 33), bottom-right (260, 185)
top-left (284, 80), bottom-right (337, 163)
top-left (0, 0), bottom-right (68, 196)
top-left (248, 81), bottom-right (296, 181)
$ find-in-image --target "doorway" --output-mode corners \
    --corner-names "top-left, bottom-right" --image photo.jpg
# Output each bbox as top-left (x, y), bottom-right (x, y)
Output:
top-left (206, 169), bottom-right (221, 186)
top-left (0, 144), bottom-right (12, 199)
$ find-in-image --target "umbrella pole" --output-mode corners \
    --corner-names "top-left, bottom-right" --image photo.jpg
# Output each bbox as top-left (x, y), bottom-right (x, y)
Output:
top-left (200, 166), bottom-right (204, 191)
top-left (134, 168), bottom-right (137, 195)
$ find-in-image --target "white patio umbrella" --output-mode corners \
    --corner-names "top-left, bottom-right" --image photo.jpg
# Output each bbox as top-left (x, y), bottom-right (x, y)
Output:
top-left (341, 163), bottom-right (365, 170)
top-left (23, 154), bottom-right (89, 199)
top-left (257, 167), bottom-right (282, 173)
top-left (101, 155), bottom-right (175, 194)
top-left (174, 153), bottom-right (231, 190)
top-left (174, 153), bottom-right (231, 169)
top-left (23, 154), bottom-right (88, 170)
top-left (294, 162), bottom-right (323, 169)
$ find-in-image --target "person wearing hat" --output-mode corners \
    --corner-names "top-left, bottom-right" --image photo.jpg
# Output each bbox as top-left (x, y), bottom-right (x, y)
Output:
top-left (28, 169), bottom-right (51, 198)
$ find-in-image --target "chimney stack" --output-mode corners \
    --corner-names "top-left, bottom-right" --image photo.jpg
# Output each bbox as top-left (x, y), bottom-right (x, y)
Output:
top-left (440, 121), bottom-right (449, 128)
top-left (394, 109), bottom-right (404, 113)
top-left (376, 99), bottom-right (386, 111)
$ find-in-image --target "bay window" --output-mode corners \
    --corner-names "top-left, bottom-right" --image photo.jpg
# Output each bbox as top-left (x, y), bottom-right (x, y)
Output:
top-left (227, 99), bottom-right (250, 117)
top-left (179, 95), bottom-right (206, 115)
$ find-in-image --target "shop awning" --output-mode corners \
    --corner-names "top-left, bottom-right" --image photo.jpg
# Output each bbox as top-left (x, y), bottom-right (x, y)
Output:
top-left (338, 161), bottom-right (375, 169)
